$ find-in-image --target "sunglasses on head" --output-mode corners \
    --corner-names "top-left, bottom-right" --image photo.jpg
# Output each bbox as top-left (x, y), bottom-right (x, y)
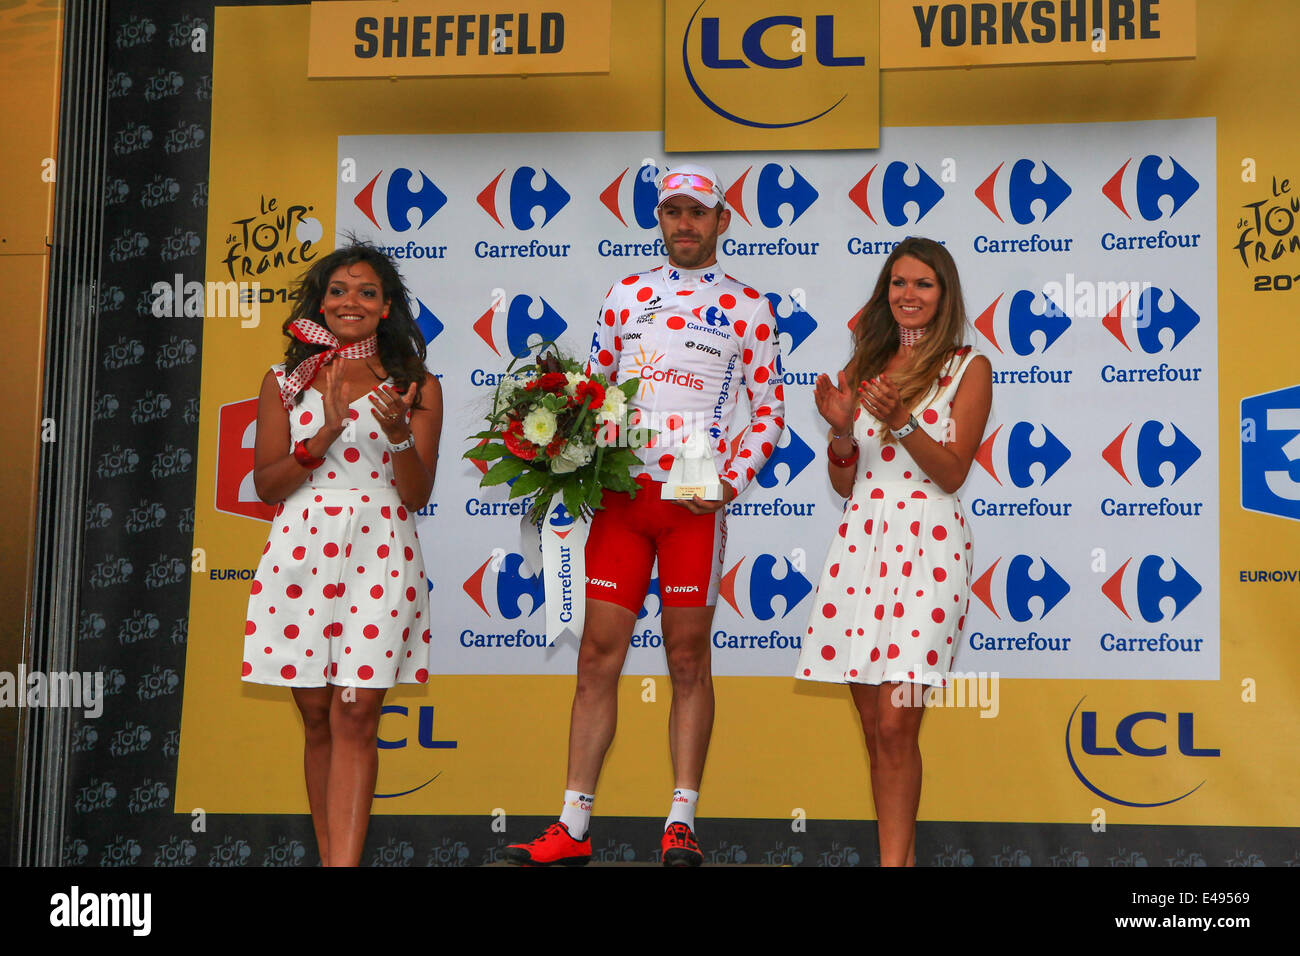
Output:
top-left (660, 172), bottom-right (719, 194)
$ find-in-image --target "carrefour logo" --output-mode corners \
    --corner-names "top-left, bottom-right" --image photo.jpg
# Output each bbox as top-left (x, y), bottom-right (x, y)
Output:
top-left (973, 290), bottom-right (1070, 355)
top-left (971, 555), bottom-right (1069, 621)
top-left (353, 168), bottom-right (446, 232)
top-left (1241, 383), bottom-right (1300, 521)
top-left (472, 293), bottom-right (567, 358)
top-left (477, 166), bottom-right (569, 230)
top-left (599, 162), bottom-right (659, 229)
top-left (718, 554), bottom-right (812, 620)
top-left (974, 422), bottom-right (1070, 487)
top-left (725, 164), bottom-right (818, 227)
top-left (1103, 155), bottom-right (1199, 221)
top-left (753, 426), bottom-right (815, 487)
top-left (413, 298), bottom-right (444, 344)
top-left (1102, 421), bottom-right (1201, 487)
top-left (1065, 698), bottom-right (1218, 808)
top-left (848, 162), bottom-right (944, 226)
top-left (975, 159), bottom-right (1071, 224)
top-left (547, 502), bottom-right (576, 539)
top-left (462, 551), bottom-right (543, 620)
top-left (764, 293), bottom-right (817, 353)
top-left (1102, 555), bottom-right (1201, 623)
top-left (1102, 287), bottom-right (1199, 353)
top-left (680, 7), bottom-right (865, 129)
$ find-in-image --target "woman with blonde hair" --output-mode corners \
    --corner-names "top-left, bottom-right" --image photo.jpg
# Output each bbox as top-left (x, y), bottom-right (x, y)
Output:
top-left (797, 237), bottom-right (991, 866)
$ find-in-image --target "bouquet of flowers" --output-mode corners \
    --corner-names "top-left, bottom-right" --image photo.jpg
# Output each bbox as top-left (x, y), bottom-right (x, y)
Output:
top-left (465, 345), bottom-right (649, 524)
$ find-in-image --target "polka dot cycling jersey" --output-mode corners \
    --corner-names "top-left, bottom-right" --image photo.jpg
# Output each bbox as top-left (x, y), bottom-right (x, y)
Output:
top-left (586, 262), bottom-right (785, 497)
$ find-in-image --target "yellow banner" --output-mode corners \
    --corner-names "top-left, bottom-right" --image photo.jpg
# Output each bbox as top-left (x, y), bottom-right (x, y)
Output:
top-left (308, 0), bottom-right (611, 77)
top-left (665, 0), bottom-right (879, 151)
top-left (880, 0), bottom-right (1196, 69)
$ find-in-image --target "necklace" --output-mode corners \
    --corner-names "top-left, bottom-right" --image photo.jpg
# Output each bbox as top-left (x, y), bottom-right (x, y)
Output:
top-left (897, 324), bottom-right (928, 348)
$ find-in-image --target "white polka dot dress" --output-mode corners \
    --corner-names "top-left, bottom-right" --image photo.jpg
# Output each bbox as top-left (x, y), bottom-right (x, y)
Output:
top-left (241, 364), bottom-right (431, 688)
top-left (797, 348), bottom-right (982, 689)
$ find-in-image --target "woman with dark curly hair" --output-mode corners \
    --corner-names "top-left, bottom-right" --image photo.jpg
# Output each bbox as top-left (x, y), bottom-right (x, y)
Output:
top-left (796, 237), bottom-right (991, 866)
top-left (241, 242), bottom-right (443, 866)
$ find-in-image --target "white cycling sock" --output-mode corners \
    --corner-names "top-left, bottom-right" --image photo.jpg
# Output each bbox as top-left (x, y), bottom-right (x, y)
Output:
top-left (559, 789), bottom-right (594, 840)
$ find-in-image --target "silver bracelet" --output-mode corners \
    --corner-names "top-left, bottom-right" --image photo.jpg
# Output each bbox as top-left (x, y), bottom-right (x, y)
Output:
top-left (891, 415), bottom-right (919, 439)
top-left (388, 434), bottom-right (415, 453)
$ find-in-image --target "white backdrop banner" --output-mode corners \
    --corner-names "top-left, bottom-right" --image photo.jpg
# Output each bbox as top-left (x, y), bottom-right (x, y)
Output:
top-left (333, 118), bottom-right (1217, 678)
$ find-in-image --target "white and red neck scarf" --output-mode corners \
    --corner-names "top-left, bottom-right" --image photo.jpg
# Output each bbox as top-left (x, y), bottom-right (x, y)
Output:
top-left (897, 323), bottom-right (929, 348)
top-left (279, 319), bottom-right (379, 409)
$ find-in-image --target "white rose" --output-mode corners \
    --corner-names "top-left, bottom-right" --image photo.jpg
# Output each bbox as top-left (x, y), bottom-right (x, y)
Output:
top-left (564, 372), bottom-right (587, 397)
top-left (551, 440), bottom-right (595, 474)
top-left (522, 407), bottom-right (557, 445)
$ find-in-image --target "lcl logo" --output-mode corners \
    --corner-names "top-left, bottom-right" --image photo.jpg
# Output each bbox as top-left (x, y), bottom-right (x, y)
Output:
top-left (1066, 697), bottom-right (1217, 808)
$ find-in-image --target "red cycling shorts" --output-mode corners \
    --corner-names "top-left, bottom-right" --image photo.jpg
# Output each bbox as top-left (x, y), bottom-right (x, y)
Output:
top-left (585, 475), bottom-right (726, 613)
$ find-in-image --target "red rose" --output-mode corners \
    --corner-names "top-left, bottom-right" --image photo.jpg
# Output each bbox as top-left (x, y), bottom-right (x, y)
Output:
top-left (574, 380), bottom-right (606, 408)
top-left (504, 431), bottom-right (538, 461)
top-left (537, 372), bottom-right (567, 393)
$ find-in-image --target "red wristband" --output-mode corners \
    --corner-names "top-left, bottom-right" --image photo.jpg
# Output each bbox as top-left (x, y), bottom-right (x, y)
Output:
top-left (293, 440), bottom-right (325, 469)
top-left (827, 439), bottom-right (859, 469)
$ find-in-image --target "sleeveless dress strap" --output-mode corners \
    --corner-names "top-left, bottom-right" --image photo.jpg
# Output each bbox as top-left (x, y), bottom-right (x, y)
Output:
top-left (937, 347), bottom-right (981, 402)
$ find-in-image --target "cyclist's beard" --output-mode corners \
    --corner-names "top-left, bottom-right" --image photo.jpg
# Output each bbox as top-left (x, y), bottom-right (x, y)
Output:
top-left (667, 232), bottom-right (717, 269)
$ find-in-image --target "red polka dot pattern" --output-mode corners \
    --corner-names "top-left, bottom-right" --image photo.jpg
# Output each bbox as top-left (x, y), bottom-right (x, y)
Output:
top-left (241, 363), bottom-right (433, 690)
top-left (794, 348), bottom-right (981, 690)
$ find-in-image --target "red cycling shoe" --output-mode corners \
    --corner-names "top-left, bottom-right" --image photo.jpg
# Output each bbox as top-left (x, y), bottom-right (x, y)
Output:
top-left (661, 822), bottom-right (703, 867)
top-left (503, 822), bottom-right (592, 867)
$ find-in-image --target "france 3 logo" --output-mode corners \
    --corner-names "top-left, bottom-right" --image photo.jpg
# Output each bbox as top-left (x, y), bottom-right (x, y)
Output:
top-left (1102, 154), bottom-right (1200, 221)
top-left (477, 166), bottom-right (570, 230)
top-left (600, 162), bottom-right (659, 229)
top-left (215, 398), bottom-right (275, 523)
top-left (352, 168), bottom-right (447, 232)
top-left (974, 159), bottom-right (1071, 224)
top-left (1102, 555), bottom-right (1201, 623)
top-left (462, 551), bottom-right (543, 620)
top-left (472, 292), bottom-right (568, 358)
top-left (973, 290), bottom-right (1070, 355)
top-left (848, 161), bottom-right (944, 226)
top-left (1101, 287), bottom-right (1199, 353)
top-left (1102, 421), bottom-right (1201, 487)
top-left (974, 422), bottom-right (1070, 487)
top-left (718, 554), bottom-right (812, 620)
top-left (1241, 383), bottom-right (1300, 521)
top-left (971, 555), bottom-right (1070, 621)
top-left (725, 164), bottom-right (818, 227)
top-left (764, 292), bottom-right (817, 354)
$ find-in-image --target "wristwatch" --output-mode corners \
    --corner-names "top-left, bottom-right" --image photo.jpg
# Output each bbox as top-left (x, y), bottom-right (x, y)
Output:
top-left (891, 414), bottom-right (920, 439)
top-left (388, 434), bottom-right (415, 453)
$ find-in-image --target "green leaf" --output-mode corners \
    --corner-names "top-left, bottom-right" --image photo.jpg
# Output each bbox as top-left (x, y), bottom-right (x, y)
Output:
top-left (481, 457), bottom-right (528, 486)
top-left (562, 482), bottom-right (586, 521)
top-left (463, 442), bottom-right (506, 461)
top-left (509, 468), bottom-right (550, 499)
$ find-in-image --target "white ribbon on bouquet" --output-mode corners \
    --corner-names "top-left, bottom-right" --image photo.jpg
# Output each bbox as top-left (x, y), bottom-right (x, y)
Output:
top-left (520, 493), bottom-right (587, 646)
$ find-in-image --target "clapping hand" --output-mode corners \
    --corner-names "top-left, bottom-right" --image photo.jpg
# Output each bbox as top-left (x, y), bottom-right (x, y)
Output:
top-left (369, 381), bottom-right (418, 443)
top-left (319, 360), bottom-right (350, 434)
top-left (814, 371), bottom-right (856, 435)
top-left (860, 374), bottom-right (907, 431)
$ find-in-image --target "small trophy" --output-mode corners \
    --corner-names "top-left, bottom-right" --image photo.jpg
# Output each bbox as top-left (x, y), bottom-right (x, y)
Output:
top-left (661, 430), bottom-right (723, 501)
